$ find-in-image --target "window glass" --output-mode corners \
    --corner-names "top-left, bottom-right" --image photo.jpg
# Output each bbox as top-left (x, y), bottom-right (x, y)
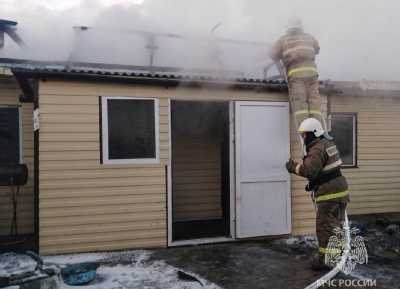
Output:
top-left (103, 98), bottom-right (158, 163)
top-left (330, 113), bottom-right (356, 166)
top-left (0, 107), bottom-right (20, 164)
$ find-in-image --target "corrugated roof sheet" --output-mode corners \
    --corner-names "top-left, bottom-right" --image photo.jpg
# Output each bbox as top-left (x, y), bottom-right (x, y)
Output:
top-left (0, 58), bottom-right (287, 85)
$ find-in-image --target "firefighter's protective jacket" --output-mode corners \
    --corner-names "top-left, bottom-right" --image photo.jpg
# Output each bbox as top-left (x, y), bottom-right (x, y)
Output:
top-left (295, 138), bottom-right (349, 203)
top-left (270, 28), bottom-right (320, 79)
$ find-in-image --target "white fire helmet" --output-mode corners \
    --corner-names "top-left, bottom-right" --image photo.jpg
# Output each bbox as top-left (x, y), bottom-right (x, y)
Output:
top-left (298, 118), bottom-right (325, 137)
top-left (287, 17), bottom-right (303, 30)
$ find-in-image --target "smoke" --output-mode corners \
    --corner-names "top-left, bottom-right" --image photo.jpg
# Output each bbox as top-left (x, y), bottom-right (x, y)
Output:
top-left (1, 0), bottom-right (400, 81)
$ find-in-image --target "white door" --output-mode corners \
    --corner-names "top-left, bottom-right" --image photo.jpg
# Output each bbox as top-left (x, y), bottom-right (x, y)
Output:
top-left (235, 101), bottom-right (291, 238)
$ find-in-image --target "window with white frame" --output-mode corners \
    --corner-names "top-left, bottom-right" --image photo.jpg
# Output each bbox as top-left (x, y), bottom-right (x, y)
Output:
top-left (0, 107), bottom-right (21, 164)
top-left (101, 97), bottom-right (159, 164)
top-left (329, 113), bottom-right (357, 167)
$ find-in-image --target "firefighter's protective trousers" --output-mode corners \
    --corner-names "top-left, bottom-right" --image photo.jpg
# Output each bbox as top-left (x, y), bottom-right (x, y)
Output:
top-left (317, 202), bottom-right (347, 260)
top-left (287, 75), bottom-right (324, 130)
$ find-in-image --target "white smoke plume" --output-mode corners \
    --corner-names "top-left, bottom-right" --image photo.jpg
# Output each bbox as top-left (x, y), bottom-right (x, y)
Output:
top-left (1, 0), bottom-right (399, 81)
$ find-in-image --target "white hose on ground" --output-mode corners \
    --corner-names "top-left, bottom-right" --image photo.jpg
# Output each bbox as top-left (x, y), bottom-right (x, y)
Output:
top-left (303, 211), bottom-right (351, 289)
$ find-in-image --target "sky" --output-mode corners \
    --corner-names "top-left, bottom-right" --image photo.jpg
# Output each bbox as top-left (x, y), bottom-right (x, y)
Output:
top-left (1, 0), bottom-right (400, 81)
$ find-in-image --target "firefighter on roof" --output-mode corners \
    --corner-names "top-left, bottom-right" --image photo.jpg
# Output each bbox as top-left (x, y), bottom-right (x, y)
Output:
top-left (270, 18), bottom-right (330, 138)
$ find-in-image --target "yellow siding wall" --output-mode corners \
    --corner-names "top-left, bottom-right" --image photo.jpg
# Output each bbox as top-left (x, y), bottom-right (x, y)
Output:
top-left (38, 79), bottom-right (400, 253)
top-left (173, 140), bottom-right (222, 221)
top-left (0, 77), bottom-right (34, 236)
top-left (330, 93), bottom-right (400, 215)
top-left (39, 80), bottom-right (301, 254)
top-left (38, 87), bottom-right (168, 255)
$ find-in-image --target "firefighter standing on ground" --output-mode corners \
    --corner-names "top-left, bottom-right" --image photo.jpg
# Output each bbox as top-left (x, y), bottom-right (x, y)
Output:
top-left (270, 18), bottom-right (327, 133)
top-left (286, 118), bottom-right (350, 270)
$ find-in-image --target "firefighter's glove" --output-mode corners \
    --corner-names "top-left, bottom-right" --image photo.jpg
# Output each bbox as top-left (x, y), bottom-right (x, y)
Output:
top-left (285, 159), bottom-right (298, 174)
top-left (305, 183), bottom-right (312, 192)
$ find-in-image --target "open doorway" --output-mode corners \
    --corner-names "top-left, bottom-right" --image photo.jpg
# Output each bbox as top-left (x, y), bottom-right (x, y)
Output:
top-left (171, 100), bottom-right (230, 241)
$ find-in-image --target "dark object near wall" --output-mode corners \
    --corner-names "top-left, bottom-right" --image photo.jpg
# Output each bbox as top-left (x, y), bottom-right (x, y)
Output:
top-left (0, 251), bottom-right (58, 287)
top-left (0, 164), bottom-right (28, 238)
top-left (177, 270), bottom-right (203, 286)
top-left (0, 107), bottom-right (20, 164)
top-left (0, 164), bottom-right (28, 186)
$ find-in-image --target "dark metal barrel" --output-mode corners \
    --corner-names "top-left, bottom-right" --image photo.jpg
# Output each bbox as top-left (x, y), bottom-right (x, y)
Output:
top-left (0, 164), bottom-right (28, 186)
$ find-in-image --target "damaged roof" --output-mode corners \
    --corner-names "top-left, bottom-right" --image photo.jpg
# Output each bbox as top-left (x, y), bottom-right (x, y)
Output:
top-left (0, 58), bottom-right (345, 97)
top-left (0, 57), bottom-right (288, 89)
top-left (0, 27), bottom-right (272, 80)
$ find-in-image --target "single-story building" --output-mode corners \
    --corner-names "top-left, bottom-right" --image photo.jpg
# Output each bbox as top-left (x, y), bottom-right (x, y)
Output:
top-left (1, 59), bottom-right (399, 255)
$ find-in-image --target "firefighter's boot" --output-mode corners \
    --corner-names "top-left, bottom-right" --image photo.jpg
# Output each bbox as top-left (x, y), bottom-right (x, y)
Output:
top-left (309, 254), bottom-right (331, 272)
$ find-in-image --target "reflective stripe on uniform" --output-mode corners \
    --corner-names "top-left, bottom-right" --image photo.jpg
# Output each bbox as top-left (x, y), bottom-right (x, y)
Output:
top-left (295, 109), bottom-right (322, 116)
top-left (309, 110), bottom-right (323, 116)
top-left (326, 146), bottom-right (339, 157)
top-left (287, 66), bottom-right (318, 77)
top-left (322, 159), bottom-right (343, 172)
top-left (295, 163), bottom-right (301, 175)
top-left (315, 191), bottom-right (349, 203)
top-left (319, 247), bottom-right (342, 254)
top-left (283, 46), bottom-right (315, 57)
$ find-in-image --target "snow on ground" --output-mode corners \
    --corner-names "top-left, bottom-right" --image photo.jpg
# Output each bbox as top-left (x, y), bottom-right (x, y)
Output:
top-left (43, 250), bottom-right (150, 267)
top-left (57, 261), bottom-right (218, 289)
top-left (42, 252), bottom-right (108, 266)
top-left (274, 235), bottom-right (318, 252)
top-left (283, 235), bottom-right (317, 247)
top-left (0, 253), bottom-right (37, 278)
top-left (2, 250), bottom-right (221, 289)
top-left (54, 251), bottom-right (221, 289)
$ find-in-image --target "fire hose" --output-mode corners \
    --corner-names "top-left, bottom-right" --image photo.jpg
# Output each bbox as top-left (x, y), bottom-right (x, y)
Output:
top-left (303, 211), bottom-right (351, 289)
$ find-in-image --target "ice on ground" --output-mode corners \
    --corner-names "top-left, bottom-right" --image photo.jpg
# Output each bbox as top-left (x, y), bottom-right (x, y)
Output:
top-left (1, 250), bottom-right (221, 288)
top-left (284, 237), bottom-right (298, 246)
top-left (57, 262), bottom-right (219, 289)
top-left (43, 252), bottom-right (106, 266)
top-left (282, 235), bottom-right (317, 248)
top-left (49, 251), bottom-right (221, 289)
top-left (0, 253), bottom-right (37, 278)
top-left (43, 250), bottom-right (150, 267)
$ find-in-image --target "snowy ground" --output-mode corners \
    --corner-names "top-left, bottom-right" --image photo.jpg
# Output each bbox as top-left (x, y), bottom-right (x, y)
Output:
top-left (1, 216), bottom-right (398, 289)
top-left (0, 253), bottom-right (37, 279)
top-left (2, 251), bottom-right (221, 289)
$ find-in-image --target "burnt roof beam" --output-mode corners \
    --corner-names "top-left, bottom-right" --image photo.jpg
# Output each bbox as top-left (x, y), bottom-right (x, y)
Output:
top-left (13, 70), bottom-right (35, 102)
top-left (0, 31), bottom-right (4, 48)
top-left (0, 20), bottom-right (18, 26)
top-left (4, 27), bottom-right (25, 47)
top-left (0, 19), bottom-right (25, 48)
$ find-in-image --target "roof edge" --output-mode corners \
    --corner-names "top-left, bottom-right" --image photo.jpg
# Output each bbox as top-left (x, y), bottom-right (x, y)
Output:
top-left (12, 67), bottom-right (289, 92)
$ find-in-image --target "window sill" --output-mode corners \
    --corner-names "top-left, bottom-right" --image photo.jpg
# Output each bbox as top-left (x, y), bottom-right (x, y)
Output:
top-left (102, 158), bottom-right (160, 165)
top-left (341, 165), bottom-right (358, 169)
